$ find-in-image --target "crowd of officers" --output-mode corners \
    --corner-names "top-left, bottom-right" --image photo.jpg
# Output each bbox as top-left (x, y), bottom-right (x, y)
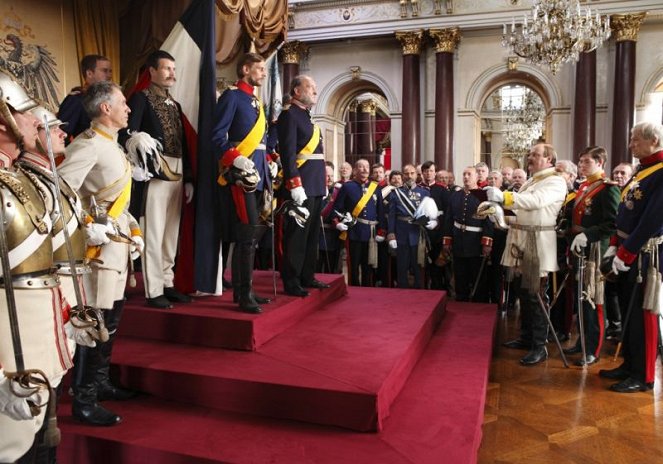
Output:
top-left (1, 48), bottom-right (662, 464)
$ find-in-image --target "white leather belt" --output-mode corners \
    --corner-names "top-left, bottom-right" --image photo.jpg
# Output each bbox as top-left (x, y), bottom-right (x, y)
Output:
top-left (296, 153), bottom-right (324, 161)
top-left (454, 221), bottom-right (482, 233)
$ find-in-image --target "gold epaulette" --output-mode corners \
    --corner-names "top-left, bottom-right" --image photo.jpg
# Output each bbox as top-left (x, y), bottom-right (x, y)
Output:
top-left (603, 178), bottom-right (618, 186)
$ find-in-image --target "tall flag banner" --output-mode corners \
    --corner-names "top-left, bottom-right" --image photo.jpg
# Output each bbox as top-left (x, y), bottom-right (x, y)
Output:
top-left (260, 47), bottom-right (283, 124)
top-left (159, 0), bottom-right (219, 293)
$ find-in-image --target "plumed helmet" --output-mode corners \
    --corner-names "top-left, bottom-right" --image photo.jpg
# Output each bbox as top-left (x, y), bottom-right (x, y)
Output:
top-left (31, 105), bottom-right (64, 128)
top-left (414, 196), bottom-right (439, 221)
top-left (0, 71), bottom-right (37, 113)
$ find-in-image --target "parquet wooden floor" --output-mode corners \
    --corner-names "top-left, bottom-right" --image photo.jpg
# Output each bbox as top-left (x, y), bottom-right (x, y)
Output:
top-left (478, 308), bottom-right (663, 464)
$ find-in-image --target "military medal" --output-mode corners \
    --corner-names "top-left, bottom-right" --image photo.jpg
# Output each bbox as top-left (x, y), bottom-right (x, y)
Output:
top-left (625, 200), bottom-right (634, 210)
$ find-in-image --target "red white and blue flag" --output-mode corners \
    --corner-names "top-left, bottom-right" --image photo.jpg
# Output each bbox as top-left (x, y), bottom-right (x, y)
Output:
top-left (160, 0), bottom-right (220, 294)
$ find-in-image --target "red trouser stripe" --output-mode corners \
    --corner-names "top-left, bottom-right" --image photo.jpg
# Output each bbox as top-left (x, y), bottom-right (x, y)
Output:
top-left (644, 310), bottom-right (658, 384)
top-left (595, 304), bottom-right (605, 357)
top-left (231, 185), bottom-right (249, 224)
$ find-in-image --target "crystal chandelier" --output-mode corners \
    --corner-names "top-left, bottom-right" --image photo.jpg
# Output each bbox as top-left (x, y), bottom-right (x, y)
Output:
top-left (502, 0), bottom-right (611, 74)
top-left (502, 88), bottom-right (546, 161)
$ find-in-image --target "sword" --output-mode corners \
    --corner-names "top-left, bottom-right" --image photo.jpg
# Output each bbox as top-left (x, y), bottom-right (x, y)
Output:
top-left (574, 250), bottom-right (588, 367)
top-left (614, 262), bottom-right (642, 361)
top-left (536, 292), bottom-right (570, 368)
top-left (469, 254), bottom-right (489, 302)
top-left (42, 115), bottom-right (108, 342)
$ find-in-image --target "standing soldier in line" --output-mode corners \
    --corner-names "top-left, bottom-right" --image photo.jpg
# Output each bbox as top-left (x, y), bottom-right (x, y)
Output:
top-left (122, 50), bottom-right (194, 309)
top-left (58, 55), bottom-right (113, 143)
top-left (277, 75), bottom-right (330, 296)
top-left (59, 81), bottom-right (143, 426)
top-left (334, 159), bottom-right (386, 287)
top-left (388, 164), bottom-right (436, 289)
top-left (564, 147), bottom-right (619, 366)
top-left (0, 72), bottom-right (93, 461)
top-left (318, 163), bottom-right (341, 274)
top-left (486, 144), bottom-right (567, 365)
top-left (213, 53), bottom-right (276, 313)
top-left (600, 122), bottom-right (663, 393)
top-left (443, 166), bottom-right (493, 301)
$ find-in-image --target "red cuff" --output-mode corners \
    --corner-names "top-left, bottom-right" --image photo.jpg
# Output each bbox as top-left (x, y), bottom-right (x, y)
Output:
top-left (62, 304), bottom-right (71, 324)
top-left (220, 147), bottom-right (241, 167)
top-left (481, 236), bottom-right (493, 246)
top-left (377, 229), bottom-right (386, 237)
top-left (616, 245), bottom-right (637, 265)
top-left (609, 235), bottom-right (618, 247)
top-left (268, 152), bottom-right (279, 162)
top-left (286, 176), bottom-right (303, 190)
top-left (443, 236), bottom-right (452, 246)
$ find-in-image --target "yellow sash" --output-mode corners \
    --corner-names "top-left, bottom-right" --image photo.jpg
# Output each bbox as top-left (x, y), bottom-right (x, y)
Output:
top-left (621, 162), bottom-right (663, 202)
top-left (275, 124), bottom-right (321, 190)
top-left (218, 101), bottom-right (266, 186)
top-left (339, 181), bottom-right (378, 241)
top-left (86, 179), bottom-right (132, 262)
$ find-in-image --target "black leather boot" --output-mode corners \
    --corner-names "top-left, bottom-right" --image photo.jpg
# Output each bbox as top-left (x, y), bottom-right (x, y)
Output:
top-left (96, 301), bottom-right (136, 402)
top-left (237, 239), bottom-right (262, 314)
top-left (72, 326), bottom-right (122, 426)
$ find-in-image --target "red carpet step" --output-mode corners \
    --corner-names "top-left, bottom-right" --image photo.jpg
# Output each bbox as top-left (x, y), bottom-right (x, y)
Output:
top-left (58, 302), bottom-right (497, 464)
top-left (119, 271), bottom-right (347, 351)
top-left (113, 285), bottom-right (446, 432)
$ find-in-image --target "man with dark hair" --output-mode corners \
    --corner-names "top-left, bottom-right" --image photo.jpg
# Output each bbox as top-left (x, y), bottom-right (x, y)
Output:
top-left (58, 54), bottom-right (112, 142)
top-left (564, 146), bottom-right (619, 366)
top-left (213, 52), bottom-right (274, 312)
top-left (122, 49), bottom-right (194, 309)
top-left (277, 74), bottom-right (329, 295)
top-left (59, 81), bottom-right (142, 425)
top-left (371, 162), bottom-right (386, 186)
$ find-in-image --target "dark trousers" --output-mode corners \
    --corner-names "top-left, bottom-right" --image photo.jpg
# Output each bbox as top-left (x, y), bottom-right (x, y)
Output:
top-left (317, 248), bottom-right (340, 274)
top-left (282, 196), bottom-right (322, 289)
top-left (518, 277), bottom-right (550, 347)
top-left (453, 255), bottom-right (487, 302)
top-left (348, 240), bottom-right (373, 286)
top-left (604, 280), bottom-right (622, 329)
top-left (396, 244), bottom-right (422, 289)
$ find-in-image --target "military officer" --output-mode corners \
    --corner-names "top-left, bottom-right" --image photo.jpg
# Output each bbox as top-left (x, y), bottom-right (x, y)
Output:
top-left (600, 122), bottom-right (663, 393)
top-left (277, 75), bottom-right (330, 295)
top-left (388, 164), bottom-right (434, 289)
top-left (486, 143), bottom-right (567, 365)
top-left (0, 72), bottom-right (89, 462)
top-left (57, 55), bottom-right (113, 143)
top-left (58, 81), bottom-right (143, 426)
top-left (443, 166), bottom-right (493, 301)
top-left (213, 52), bottom-right (274, 313)
top-left (564, 147), bottom-right (619, 366)
top-left (122, 50), bottom-right (194, 309)
top-left (334, 159), bottom-right (385, 286)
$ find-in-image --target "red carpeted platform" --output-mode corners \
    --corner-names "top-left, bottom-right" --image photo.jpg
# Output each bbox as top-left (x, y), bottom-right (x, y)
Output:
top-left (119, 271), bottom-right (347, 351)
top-left (58, 301), bottom-right (496, 464)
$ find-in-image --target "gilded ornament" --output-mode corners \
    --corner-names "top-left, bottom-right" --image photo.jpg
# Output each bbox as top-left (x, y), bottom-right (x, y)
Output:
top-left (429, 27), bottom-right (461, 53)
top-left (395, 30), bottom-right (424, 55)
top-left (610, 12), bottom-right (647, 42)
top-left (280, 41), bottom-right (309, 64)
top-left (358, 99), bottom-right (377, 115)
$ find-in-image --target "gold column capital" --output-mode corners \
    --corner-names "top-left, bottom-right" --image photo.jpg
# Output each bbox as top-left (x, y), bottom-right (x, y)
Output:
top-left (348, 100), bottom-right (359, 112)
top-left (429, 27), bottom-right (461, 53)
top-left (358, 99), bottom-right (377, 115)
top-left (610, 12), bottom-right (647, 42)
top-left (395, 30), bottom-right (425, 55)
top-left (280, 41), bottom-right (310, 64)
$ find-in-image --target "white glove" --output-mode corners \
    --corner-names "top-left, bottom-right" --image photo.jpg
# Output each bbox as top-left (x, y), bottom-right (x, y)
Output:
top-left (131, 235), bottom-right (145, 256)
top-left (85, 222), bottom-right (112, 246)
top-left (375, 234), bottom-right (385, 243)
top-left (336, 222), bottom-right (348, 232)
top-left (425, 219), bottom-right (438, 230)
top-left (612, 256), bottom-right (630, 274)
top-left (389, 239), bottom-right (398, 250)
top-left (232, 156), bottom-right (254, 172)
top-left (604, 245), bottom-right (617, 258)
top-left (64, 321), bottom-right (97, 348)
top-left (184, 183), bottom-right (194, 204)
top-left (131, 166), bottom-right (152, 182)
top-left (0, 369), bottom-right (46, 421)
top-left (484, 186), bottom-right (504, 203)
top-left (268, 160), bottom-right (278, 179)
top-left (290, 186), bottom-right (307, 206)
top-left (571, 233), bottom-right (588, 253)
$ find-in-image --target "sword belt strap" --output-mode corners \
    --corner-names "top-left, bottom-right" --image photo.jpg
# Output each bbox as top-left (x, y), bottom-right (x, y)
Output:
top-left (511, 224), bottom-right (556, 232)
top-left (454, 221), bottom-right (483, 233)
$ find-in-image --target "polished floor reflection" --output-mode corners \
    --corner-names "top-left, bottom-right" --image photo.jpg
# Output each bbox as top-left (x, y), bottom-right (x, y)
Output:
top-left (479, 307), bottom-right (663, 463)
